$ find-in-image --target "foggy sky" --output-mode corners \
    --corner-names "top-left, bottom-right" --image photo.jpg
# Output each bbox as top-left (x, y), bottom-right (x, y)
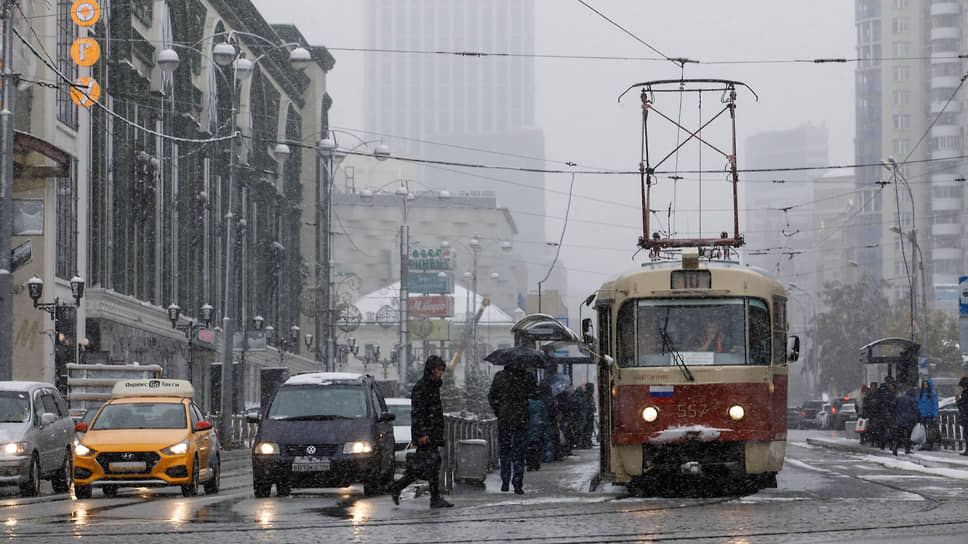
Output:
top-left (253, 0), bottom-right (856, 312)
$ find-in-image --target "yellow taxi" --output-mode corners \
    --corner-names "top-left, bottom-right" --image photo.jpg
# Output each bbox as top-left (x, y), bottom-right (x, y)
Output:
top-left (72, 379), bottom-right (220, 498)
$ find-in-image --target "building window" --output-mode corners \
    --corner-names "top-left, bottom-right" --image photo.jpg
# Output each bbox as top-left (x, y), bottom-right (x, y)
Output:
top-left (892, 90), bottom-right (910, 105)
top-left (892, 114), bottom-right (911, 129)
top-left (895, 0), bottom-right (909, 9)
top-left (892, 41), bottom-right (910, 57)
top-left (893, 65), bottom-right (910, 81)
top-left (56, 161), bottom-right (77, 280)
top-left (892, 138), bottom-right (910, 154)
top-left (56, 0), bottom-right (78, 129)
top-left (891, 17), bottom-right (910, 33)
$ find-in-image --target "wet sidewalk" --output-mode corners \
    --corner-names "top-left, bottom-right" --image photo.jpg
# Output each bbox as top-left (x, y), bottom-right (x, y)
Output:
top-left (805, 432), bottom-right (968, 472)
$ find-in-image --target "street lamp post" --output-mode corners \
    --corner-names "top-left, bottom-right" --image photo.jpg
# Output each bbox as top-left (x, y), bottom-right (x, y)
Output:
top-left (317, 136), bottom-right (389, 372)
top-left (27, 276), bottom-right (85, 394)
top-left (267, 324), bottom-right (307, 367)
top-left (159, 37), bottom-right (310, 443)
top-left (167, 303), bottom-right (214, 384)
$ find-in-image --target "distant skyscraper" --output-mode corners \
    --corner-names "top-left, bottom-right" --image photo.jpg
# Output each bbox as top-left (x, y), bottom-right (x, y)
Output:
top-left (363, 0), bottom-right (548, 293)
top-left (855, 0), bottom-right (966, 310)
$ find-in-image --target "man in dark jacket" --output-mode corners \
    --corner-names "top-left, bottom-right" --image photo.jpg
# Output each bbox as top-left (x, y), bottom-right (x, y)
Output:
top-left (389, 355), bottom-right (453, 508)
top-left (893, 387), bottom-right (918, 455)
top-left (488, 362), bottom-right (538, 494)
top-left (956, 377), bottom-right (968, 456)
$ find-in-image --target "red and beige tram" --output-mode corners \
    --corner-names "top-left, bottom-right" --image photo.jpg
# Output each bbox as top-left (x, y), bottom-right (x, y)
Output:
top-left (590, 248), bottom-right (798, 493)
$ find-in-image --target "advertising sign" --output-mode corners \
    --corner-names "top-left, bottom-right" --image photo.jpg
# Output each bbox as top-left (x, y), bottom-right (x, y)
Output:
top-left (959, 276), bottom-right (968, 316)
top-left (409, 319), bottom-right (449, 341)
top-left (408, 295), bottom-right (454, 318)
top-left (408, 247), bottom-right (455, 271)
top-left (408, 271), bottom-right (453, 294)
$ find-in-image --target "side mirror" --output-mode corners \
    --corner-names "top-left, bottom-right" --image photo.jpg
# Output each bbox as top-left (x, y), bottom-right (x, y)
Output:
top-left (245, 412), bottom-right (261, 424)
top-left (787, 335), bottom-right (800, 363)
top-left (194, 421), bottom-right (213, 432)
top-left (600, 354), bottom-right (614, 369)
top-left (379, 412), bottom-right (396, 423)
top-left (75, 422), bottom-right (88, 432)
top-left (41, 412), bottom-right (57, 426)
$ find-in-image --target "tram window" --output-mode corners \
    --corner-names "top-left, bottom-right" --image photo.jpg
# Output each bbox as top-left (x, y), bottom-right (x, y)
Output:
top-left (618, 298), bottom-right (751, 367)
top-left (749, 299), bottom-right (770, 365)
top-left (772, 296), bottom-right (788, 365)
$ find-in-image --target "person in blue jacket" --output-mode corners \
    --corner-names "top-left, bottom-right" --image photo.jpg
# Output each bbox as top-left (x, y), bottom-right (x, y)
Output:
top-left (917, 378), bottom-right (940, 451)
top-left (893, 387), bottom-right (919, 455)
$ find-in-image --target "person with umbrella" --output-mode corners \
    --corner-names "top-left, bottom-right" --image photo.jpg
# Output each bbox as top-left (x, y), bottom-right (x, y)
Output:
top-left (488, 357), bottom-right (539, 494)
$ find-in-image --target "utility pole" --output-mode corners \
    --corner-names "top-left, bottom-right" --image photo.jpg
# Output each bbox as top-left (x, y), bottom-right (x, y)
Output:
top-left (0, 0), bottom-right (20, 380)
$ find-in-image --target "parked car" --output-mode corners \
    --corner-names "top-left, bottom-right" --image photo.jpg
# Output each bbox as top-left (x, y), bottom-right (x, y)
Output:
top-left (799, 400), bottom-right (825, 429)
top-left (836, 401), bottom-right (857, 429)
top-left (73, 379), bottom-right (221, 498)
top-left (384, 398), bottom-right (413, 465)
top-left (787, 407), bottom-right (803, 430)
top-left (249, 372), bottom-right (396, 498)
top-left (0, 381), bottom-right (75, 496)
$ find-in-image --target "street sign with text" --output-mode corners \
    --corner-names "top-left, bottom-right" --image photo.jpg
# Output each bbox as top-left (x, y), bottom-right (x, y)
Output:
top-left (408, 271), bottom-right (453, 294)
top-left (408, 295), bottom-right (454, 318)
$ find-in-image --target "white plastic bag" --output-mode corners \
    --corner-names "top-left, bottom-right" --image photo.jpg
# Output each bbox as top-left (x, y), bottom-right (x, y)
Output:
top-left (910, 422), bottom-right (926, 445)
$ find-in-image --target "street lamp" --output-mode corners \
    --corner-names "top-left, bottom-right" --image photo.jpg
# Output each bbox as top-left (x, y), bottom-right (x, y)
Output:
top-left (882, 157), bottom-right (926, 352)
top-left (167, 303), bottom-right (214, 383)
top-left (159, 36), bottom-right (311, 442)
top-left (266, 324), bottom-right (306, 366)
top-left (27, 276), bottom-right (85, 393)
top-left (318, 137), bottom-right (389, 373)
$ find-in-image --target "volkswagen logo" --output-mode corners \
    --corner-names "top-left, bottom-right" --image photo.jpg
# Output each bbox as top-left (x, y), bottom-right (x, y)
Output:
top-left (120, 452), bottom-right (135, 461)
top-left (305, 445), bottom-right (316, 455)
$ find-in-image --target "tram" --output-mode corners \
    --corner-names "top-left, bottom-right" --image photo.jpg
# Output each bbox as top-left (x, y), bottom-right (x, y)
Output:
top-left (587, 79), bottom-right (799, 493)
top-left (590, 249), bottom-right (798, 492)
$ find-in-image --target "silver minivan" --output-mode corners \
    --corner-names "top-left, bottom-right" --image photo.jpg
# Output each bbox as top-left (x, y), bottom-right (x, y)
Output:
top-left (0, 382), bottom-right (74, 496)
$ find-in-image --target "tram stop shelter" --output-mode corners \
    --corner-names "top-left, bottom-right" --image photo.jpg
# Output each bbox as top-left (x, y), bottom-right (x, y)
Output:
top-left (510, 314), bottom-right (597, 376)
top-left (859, 337), bottom-right (920, 389)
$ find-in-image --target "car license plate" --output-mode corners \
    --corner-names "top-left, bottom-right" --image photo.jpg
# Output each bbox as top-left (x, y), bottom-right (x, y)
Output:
top-left (292, 457), bottom-right (330, 472)
top-left (109, 461), bottom-right (146, 472)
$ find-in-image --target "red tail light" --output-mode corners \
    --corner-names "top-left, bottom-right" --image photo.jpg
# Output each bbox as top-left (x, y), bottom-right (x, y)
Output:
top-left (831, 407), bottom-right (837, 414)
top-left (801, 411), bottom-right (806, 416)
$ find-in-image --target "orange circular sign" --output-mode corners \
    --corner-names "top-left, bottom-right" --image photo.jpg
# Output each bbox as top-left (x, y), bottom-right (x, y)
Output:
top-left (70, 38), bottom-right (100, 67)
top-left (70, 0), bottom-right (101, 27)
top-left (70, 77), bottom-right (101, 107)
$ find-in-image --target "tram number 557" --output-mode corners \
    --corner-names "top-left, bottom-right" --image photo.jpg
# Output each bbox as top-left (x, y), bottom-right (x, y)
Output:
top-left (677, 403), bottom-right (709, 418)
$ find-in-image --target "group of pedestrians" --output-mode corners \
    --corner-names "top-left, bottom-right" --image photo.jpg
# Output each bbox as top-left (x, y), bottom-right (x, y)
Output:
top-left (858, 376), bottom-right (944, 456)
top-left (390, 354), bottom-right (598, 508)
top-left (487, 363), bottom-right (597, 494)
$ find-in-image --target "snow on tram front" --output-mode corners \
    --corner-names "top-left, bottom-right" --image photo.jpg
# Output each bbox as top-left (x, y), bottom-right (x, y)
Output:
top-left (590, 248), bottom-right (800, 494)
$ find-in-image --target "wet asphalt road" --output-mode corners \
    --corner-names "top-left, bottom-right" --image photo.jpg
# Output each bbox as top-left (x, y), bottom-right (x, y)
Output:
top-left (1, 430), bottom-right (967, 543)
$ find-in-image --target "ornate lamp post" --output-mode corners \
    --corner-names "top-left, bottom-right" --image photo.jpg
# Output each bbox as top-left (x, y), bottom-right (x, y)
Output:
top-left (167, 303), bottom-right (214, 384)
top-left (27, 275), bottom-right (85, 394)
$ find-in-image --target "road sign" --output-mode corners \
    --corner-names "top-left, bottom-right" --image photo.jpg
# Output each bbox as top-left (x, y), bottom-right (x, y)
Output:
top-left (959, 276), bottom-right (968, 316)
top-left (408, 271), bottom-right (453, 294)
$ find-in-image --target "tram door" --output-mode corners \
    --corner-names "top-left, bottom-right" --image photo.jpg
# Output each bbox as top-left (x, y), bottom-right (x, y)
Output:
top-left (596, 304), bottom-right (613, 476)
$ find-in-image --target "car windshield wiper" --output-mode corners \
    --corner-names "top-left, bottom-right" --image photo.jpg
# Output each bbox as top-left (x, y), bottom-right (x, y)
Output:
top-left (659, 309), bottom-right (694, 382)
top-left (271, 414), bottom-right (354, 421)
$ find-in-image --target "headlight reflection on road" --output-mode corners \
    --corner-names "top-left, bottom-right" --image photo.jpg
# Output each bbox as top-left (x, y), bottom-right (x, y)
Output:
top-left (169, 501), bottom-right (189, 524)
top-left (4, 519), bottom-right (15, 527)
top-left (258, 501), bottom-right (278, 526)
top-left (71, 508), bottom-right (88, 525)
top-left (349, 500), bottom-right (372, 524)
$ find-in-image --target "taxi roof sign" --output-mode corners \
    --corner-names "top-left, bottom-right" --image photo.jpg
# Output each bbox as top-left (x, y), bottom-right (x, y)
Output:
top-left (111, 379), bottom-right (194, 398)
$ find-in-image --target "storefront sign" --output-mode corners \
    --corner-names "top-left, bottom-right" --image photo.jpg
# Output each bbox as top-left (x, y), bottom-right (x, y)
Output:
top-left (408, 247), bottom-right (455, 271)
top-left (408, 271), bottom-right (453, 294)
top-left (408, 295), bottom-right (454, 318)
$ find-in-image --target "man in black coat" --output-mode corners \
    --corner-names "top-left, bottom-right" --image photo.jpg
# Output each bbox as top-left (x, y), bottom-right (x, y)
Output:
top-left (389, 355), bottom-right (453, 508)
top-left (956, 376), bottom-right (968, 456)
top-left (488, 362), bottom-right (538, 494)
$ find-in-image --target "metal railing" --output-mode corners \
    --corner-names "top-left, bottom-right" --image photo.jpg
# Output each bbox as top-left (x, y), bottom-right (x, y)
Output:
top-left (440, 412), bottom-right (498, 490)
top-left (208, 413), bottom-right (259, 450)
top-left (938, 409), bottom-right (965, 452)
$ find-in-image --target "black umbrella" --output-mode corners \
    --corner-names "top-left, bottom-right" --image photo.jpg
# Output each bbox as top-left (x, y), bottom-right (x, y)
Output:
top-left (484, 346), bottom-right (555, 369)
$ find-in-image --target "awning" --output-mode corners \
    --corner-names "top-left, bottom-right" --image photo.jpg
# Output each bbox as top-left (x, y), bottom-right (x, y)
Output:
top-left (14, 131), bottom-right (71, 178)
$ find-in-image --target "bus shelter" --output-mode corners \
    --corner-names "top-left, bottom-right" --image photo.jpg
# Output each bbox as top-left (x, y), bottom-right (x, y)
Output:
top-left (510, 314), bottom-right (597, 381)
top-left (858, 337), bottom-right (920, 389)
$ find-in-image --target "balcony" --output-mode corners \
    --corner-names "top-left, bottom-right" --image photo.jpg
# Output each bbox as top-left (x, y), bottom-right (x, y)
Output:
top-left (930, 27), bottom-right (961, 41)
top-left (932, 197), bottom-right (962, 211)
top-left (930, 100), bottom-right (961, 113)
top-left (930, 1), bottom-right (961, 17)
top-left (931, 75), bottom-right (961, 89)
top-left (931, 124), bottom-right (961, 138)
top-left (931, 222), bottom-right (960, 237)
top-left (932, 247), bottom-right (962, 260)
top-left (931, 148), bottom-right (960, 159)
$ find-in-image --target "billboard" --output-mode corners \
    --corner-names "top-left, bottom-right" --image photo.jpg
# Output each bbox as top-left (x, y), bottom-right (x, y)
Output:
top-left (408, 271), bottom-right (453, 294)
top-left (409, 296), bottom-right (454, 317)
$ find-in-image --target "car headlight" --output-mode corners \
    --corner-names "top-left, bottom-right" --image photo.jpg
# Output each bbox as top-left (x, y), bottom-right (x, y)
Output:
top-left (254, 442), bottom-right (280, 455)
top-left (728, 404), bottom-right (745, 421)
top-left (1, 442), bottom-right (25, 456)
top-left (74, 443), bottom-right (94, 457)
top-left (161, 439), bottom-right (190, 456)
top-left (641, 406), bottom-right (659, 423)
top-left (343, 441), bottom-right (373, 454)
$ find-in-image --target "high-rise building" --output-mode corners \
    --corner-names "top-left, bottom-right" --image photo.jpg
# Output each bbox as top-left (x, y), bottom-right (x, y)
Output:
top-left (363, 0), bottom-right (547, 295)
top-left (855, 0), bottom-right (966, 314)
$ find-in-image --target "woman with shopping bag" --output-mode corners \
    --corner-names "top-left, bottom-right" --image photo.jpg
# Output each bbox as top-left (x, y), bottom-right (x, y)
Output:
top-left (917, 378), bottom-right (940, 451)
top-left (894, 387), bottom-right (919, 455)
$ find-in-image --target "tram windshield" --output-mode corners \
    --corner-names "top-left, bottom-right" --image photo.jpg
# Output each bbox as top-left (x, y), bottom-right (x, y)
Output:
top-left (616, 297), bottom-right (771, 368)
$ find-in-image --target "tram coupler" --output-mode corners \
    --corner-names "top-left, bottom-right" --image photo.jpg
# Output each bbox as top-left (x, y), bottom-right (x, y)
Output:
top-left (680, 461), bottom-right (702, 477)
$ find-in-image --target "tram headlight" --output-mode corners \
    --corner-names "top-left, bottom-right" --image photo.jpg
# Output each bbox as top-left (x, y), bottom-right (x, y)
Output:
top-left (642, 406), bottom-right (659, 422)
top-left (728, 404), bottom-right (745, 421)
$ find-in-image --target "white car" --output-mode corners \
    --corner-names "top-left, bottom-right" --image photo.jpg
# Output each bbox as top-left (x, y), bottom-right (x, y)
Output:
top-left (384, 398), bottom-right (413, 466)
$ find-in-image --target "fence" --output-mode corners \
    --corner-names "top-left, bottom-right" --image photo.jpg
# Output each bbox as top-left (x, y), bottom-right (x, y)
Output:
top-left (441, 412), bottom-right (498, 490)
top-left (939, 409), bottom-right (965, 452)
